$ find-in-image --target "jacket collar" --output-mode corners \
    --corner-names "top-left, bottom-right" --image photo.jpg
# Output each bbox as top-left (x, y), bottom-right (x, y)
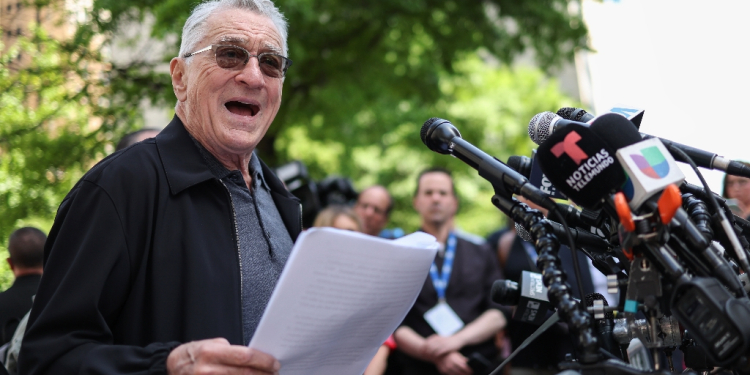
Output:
top-left (156, 115), bottom-right (216, 195)
top-left (156, 115), bottom-right (302, 240)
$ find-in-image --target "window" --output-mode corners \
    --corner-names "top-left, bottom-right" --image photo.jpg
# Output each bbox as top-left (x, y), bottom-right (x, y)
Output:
top-left (16, 28), bottom-right (21, 36)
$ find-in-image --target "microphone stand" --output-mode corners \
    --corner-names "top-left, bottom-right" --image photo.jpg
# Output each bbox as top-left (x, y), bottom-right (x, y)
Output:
top-left (491, 194), bottom-right (600, 364)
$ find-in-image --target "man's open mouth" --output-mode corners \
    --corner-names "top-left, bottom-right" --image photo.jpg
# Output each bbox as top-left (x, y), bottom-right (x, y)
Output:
top-left (225, 101), bottom-right (259, 116)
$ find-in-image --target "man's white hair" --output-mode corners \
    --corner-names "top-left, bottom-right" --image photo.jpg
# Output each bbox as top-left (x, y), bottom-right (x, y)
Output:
top-left (178, 0), bottom-right (288, 59)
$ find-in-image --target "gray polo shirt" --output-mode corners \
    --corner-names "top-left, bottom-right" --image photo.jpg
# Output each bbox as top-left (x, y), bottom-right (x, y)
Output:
top-left (194, 140), bottom-right (294, 344)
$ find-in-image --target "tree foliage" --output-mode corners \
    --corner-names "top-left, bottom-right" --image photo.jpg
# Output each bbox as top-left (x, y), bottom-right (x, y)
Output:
top-left (0, 25), bottom-right (141, 289)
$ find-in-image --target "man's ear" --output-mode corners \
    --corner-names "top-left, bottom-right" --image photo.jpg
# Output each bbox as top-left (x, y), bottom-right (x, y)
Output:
top-left (7, 257), bottom-right (14, 271)
top-left (170, 57), bottom-right (188, 102)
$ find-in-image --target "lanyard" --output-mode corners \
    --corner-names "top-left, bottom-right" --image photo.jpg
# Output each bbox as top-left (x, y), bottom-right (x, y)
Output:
top-left (429, 232), bottom-right (457, 303)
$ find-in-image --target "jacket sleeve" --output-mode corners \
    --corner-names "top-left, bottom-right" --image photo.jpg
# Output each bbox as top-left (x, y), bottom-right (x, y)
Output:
top-left (18, 180), bottom-right (181, 374)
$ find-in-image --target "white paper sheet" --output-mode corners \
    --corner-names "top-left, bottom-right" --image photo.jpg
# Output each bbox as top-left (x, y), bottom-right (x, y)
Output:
top-left (248, 228), bottom-right (438, 375)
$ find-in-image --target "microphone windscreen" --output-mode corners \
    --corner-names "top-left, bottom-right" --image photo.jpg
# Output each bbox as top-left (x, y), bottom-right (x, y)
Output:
top-left (557, 107), bottom-right (595, 122)
top-left (491, 279), bottom-right (520, 305)
top-left (421, 117), bottom-right (460, 154)
top-left (536, 123), bottom-right (626, 209)
top-left (556, 107), bottom-right (576, 120)
top-left (507, 155), bottom-right (532, 178)
top-left (588, 113), bottom-right (642, 149)
top-left (528, 112), bottom-right (557, 145)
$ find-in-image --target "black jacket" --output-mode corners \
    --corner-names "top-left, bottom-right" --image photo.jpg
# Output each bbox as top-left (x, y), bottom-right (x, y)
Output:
top-left (18, 116), bottom-right (302, 374)
top-left (0, 273), bottom-right (41, 345)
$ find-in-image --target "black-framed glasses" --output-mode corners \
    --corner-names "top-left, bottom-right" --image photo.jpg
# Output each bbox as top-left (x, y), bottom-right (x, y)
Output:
top-left (183, 44), bottom-right (292, 78)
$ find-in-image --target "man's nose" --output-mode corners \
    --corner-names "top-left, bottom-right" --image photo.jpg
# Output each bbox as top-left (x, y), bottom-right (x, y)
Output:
top-left (235, 57), bottom-right (266, 87)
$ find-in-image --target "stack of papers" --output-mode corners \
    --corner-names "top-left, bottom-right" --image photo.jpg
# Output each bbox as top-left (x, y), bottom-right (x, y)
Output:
top-left (249, 228), bottom-right (439, 375)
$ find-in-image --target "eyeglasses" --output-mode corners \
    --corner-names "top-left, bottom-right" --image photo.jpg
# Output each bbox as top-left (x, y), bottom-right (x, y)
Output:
top-left (183, 44), bottom-right (292, 78)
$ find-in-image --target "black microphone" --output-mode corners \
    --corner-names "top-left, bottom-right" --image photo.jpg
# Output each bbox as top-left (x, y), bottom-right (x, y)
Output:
top-left (507, 154), bottom-right (567, 200)
top-left (641, 134), bottom-right (750, 178)
top-left (421, 118), bottom-right (556, 211)
top-left (557, 107), bottom-right (595, 123)
top-left (534, 118), bottom-right (627, 209)
top-left (555, 107), bottom-right (750, 178)
top-left (528, 112), bottom-right (585, 145)
top-left (515, 219), bottom-right (609, 250)
top-left (491, 271), bottom-right (552, 325)
top-left (507, 155), bottom-right (532, 178)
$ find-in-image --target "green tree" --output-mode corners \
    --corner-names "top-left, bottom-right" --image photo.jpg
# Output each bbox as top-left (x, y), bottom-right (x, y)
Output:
top-left (85, 0), bottom-right (587, 164)
top-left (0, 25), bottom-right (139, 289)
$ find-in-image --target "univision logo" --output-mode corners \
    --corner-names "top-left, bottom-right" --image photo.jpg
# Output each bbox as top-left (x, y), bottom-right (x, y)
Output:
top-left (630, 146), bottom-right (669, 179)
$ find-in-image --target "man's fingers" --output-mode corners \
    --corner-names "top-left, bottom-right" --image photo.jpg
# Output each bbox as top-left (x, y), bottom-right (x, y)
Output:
top-left (213, 346), bottom-right (280, 371)
top-left (169, 339), bottom-right (281, 374)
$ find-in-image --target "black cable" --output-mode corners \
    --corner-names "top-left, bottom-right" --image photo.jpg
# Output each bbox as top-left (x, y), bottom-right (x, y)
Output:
top-left (666, 145), bottom-right (750, 274)
top-left (550, 207), bottom-right (588, 301)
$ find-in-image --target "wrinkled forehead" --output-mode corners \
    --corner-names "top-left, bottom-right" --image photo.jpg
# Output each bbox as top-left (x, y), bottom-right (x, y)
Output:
top-left (204, 8), bottom-right (284, 53)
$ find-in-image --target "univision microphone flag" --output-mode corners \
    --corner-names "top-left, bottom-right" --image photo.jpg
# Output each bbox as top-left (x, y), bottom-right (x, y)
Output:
top-left (616, 138), bottom-right (685, 210)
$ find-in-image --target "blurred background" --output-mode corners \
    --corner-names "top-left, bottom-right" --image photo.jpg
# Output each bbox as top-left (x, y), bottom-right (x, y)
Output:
top-left (1, 0), bottom-right (747, 288)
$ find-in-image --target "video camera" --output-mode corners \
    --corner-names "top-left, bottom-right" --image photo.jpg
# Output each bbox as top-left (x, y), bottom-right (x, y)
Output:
top-left (274, 160), bottom-right (358, 228)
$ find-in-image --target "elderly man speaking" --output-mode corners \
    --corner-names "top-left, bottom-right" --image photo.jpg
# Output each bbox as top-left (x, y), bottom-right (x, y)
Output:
top-left (18, 1), bottom-right (300, 374)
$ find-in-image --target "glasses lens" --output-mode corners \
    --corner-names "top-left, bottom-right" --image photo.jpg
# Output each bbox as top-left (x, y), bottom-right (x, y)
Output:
top-left (215, 46), bottom-right (247, 70)
top-left (258, 53), bottom-right (285, 78)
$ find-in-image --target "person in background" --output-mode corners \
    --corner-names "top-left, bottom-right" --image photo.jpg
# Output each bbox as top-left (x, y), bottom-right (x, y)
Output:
top-left (395, 167), bottom-right (506, 375)
top-left (311, 204), bottom-right (396, 375)
top-left (0, 227), bottom-right (45, 347)
top-left (722, 163), bottom-right (750, 220)
top-left (312, 205), bottom-right (362, 231)
top-left (354, 185), bottom-right (403, 239)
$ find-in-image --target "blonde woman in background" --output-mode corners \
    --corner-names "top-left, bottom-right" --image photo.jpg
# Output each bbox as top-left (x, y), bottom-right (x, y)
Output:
top-left (312, 205), bottom-right (362, 231)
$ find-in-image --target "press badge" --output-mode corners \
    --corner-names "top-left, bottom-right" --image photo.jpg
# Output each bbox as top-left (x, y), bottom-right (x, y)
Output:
top-left (424, 300), bottom-right (464, 336)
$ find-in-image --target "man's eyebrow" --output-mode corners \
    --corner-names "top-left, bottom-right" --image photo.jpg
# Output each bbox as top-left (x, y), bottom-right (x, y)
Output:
top-left (219, 36), bottom-right (248, 44)
top-left (263, 42), bottom-right (283, 55)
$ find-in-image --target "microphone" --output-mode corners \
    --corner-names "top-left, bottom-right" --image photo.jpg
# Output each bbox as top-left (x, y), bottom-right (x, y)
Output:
top-left (556, 203), bottom-right (611, 239)
top-left (507, 155), bottom-right (532, 178)
top-left (641, 134), bottom-right (750, 178)
top-left (528, 112), bottom-right (583, 145)
top-left (507, 153), bottom-right (567, 200)
top-left (421, 118), bottom-right (556, 211)
top-left (515, 220), bottom-right (609, 250)
top-left (534, 118), bottom-right (627, 209)
top-left (557, 106), bottom-right (645, 128)
top-left (557, 107), bottom-right (595, 123)
top-left (555, 107), bottom-right (750, 178)
top-left (491, 271), bottom-right (552, 325)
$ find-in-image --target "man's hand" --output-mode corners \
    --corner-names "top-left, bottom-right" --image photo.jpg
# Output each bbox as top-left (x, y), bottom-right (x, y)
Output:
top-left (422, 334), bottom-right (463, 360)
top-left (167, 338), bottom-right (280, 374)
top-left (434, 351), bottom-right (472, 375)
